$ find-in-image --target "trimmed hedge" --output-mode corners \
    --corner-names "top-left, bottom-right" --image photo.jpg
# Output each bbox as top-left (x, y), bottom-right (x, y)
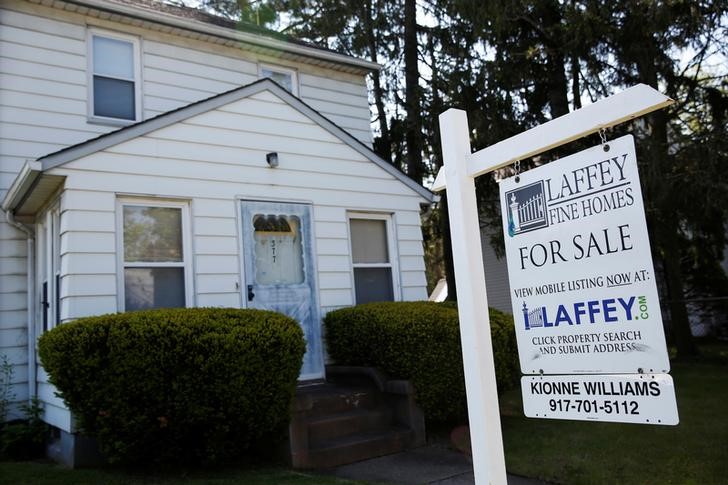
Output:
top-left (38, 308), bottom-right (305, 465)
top-left (324, 301), bottom-right (518, 422)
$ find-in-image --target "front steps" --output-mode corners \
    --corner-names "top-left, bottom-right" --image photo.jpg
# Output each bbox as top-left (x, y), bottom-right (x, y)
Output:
top-left (288, 366), bottom-right (425, 469)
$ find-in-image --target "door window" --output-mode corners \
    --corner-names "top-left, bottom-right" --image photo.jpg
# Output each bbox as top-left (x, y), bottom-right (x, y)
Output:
top-left (253, 214), bottom-right (304, 285)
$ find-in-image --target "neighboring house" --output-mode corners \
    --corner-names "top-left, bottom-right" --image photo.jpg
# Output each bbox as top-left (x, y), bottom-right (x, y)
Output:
top-left (427, 227), bottom-right (513, 313)
top-left (0, 0), bottom-right (433, 460)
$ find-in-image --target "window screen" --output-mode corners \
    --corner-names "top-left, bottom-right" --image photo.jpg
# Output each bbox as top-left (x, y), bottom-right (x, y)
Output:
top-left (349, 218), bottom-right (394, 304)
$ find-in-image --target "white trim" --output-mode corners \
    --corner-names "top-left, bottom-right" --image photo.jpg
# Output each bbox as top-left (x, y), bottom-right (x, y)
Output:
top-left (35, 201), bottom-right (61, 333)
top-left (346, 212), bottom-right (401, 304)
top-left (115, 197), bottom-right (194, 311)
top-left (258, 63), bottom-right (299, 96)
top-left (87, 28), bottom-right (143, 125)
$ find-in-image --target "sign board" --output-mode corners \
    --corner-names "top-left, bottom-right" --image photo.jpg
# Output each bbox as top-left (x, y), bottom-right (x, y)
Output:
top-left (522, 374), bottom-right (679, 425)
top-left (499, 135), bottom-right (670, 375)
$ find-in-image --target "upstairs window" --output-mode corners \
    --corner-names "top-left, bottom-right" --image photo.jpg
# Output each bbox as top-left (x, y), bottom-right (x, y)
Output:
top-left (89, 30), bottom-right (141, 123)
top-left (259, 64), bottom-right (298, 96)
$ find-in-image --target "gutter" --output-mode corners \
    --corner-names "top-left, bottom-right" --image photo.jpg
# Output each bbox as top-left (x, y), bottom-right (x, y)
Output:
top-left (63, 0), bottom-right (382, 73)
top-left (2, 161), bottom-right (42, 404)
top-left (1, 161), bottom-right (42, 214)
top-left (4, 210), bottom-right (36, 403)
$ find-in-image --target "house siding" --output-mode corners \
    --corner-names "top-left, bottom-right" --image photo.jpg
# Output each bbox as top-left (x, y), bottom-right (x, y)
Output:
top-left (0, 0), bottom-right (378, 424)
top-left (481, 228), bottom-right (513, 315)
top-left (40, 89), bottom-right (427, 431)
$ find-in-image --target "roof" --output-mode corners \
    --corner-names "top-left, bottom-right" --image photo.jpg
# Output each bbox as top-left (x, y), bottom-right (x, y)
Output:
top-left (39, 0), bottom-right (380, 74)
top-left (33, 78), bottom-right (434, 203)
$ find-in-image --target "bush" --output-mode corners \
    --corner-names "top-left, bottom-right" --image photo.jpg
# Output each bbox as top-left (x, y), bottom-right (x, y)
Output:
top-left (1, 397), bottom-right (48, 460)
top-left (38, 308), bottom-right (305, 466)
top-left (324, 301), bottom-right (518, 423)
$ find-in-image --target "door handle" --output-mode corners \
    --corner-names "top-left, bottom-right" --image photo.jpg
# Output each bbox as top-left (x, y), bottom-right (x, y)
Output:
top-left (247, 285), bottom-right (255, 301)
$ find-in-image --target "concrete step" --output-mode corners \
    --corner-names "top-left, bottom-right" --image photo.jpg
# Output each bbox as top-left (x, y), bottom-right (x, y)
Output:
top-left (296, 385), bottom-right (379, 417)
top-left (306, 427), bottom-right (414, 469)
top-left (307, 407), bottom-right (393, 444)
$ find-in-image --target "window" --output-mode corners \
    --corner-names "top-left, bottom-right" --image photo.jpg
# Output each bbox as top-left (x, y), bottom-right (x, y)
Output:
top-left (253, 214), bottom-right (304, 285)
top-left (348, 215), bottom-right (398, 304)
top-left (88, 30), bottom-right (141, 122)
top-left (259, 64), bottom-right (298, 95)
top-left (117, 200), bottom-right (192, 311)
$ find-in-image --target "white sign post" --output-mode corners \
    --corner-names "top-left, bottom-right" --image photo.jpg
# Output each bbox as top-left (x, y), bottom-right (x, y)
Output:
top-left (436, 84), bottom-right (673, 484)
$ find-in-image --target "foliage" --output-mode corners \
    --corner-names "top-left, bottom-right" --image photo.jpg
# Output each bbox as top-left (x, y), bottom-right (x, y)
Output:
top-left (324, 301), bottom-right (518, 422)
top-left (0, 397), bottom-right (48, 461)
top-left (198, 0), bottom-right (277, 26)
top-left (0, 354), bottom-right (15, 423)
top-left (37, 308), bottom-right (305, 466)
top-left (188, 0), bottom-right (727, 349)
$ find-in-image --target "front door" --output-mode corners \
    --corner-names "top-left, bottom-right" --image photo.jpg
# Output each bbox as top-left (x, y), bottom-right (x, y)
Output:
top-left (241, 201), bottom-right (324, 380)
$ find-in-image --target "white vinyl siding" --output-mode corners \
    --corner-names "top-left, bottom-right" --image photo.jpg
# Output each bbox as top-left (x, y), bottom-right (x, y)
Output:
top-left (481, 226), bottom-right (513, 314)
top-left (52, 90), bottom-right (426, 320)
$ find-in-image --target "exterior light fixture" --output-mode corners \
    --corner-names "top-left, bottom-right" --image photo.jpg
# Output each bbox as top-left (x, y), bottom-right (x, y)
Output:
top-left (266, 152), bottom-right (279, 168)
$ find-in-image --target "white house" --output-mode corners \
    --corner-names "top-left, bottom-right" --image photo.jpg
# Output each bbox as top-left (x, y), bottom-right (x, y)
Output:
top-left (0, 0), bottom-right (433, 462)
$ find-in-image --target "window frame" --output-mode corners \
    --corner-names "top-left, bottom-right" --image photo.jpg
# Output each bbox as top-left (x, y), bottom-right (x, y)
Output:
top-left (258, 63), bottom-right (299, 96)
top-left (87, 28), bottom-right (142, 125)
top-left (115, 198), bottom-right (194, 311)
top-left (346, 212), bottom-right (401, 304)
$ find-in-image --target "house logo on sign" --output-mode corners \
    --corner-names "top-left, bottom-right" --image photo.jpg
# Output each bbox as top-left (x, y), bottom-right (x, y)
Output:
top-left (505, 181), bottom-right (548, 236)
top-left (522, 302), bottom-right (545, 330)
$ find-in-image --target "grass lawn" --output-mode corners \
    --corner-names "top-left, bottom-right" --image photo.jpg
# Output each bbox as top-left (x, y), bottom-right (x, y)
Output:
top-left (0, 462), bottom-right (359, 485)
top-left (500, 340), bottom-right (728, 484)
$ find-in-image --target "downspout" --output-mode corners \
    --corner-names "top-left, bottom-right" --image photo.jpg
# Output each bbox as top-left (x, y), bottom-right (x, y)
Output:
top-left (5, 210), bottom-right (36, 402)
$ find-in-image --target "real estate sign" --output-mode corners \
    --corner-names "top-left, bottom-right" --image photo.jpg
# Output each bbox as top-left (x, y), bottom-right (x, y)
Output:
top-left (499, 135), bottom-right (670, 376)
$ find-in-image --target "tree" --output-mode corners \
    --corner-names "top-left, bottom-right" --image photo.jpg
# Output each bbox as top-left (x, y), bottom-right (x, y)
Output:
top-left (198, 0), bottom-right (278, 25)
top-left (595, 0), bottom-right (727, 357)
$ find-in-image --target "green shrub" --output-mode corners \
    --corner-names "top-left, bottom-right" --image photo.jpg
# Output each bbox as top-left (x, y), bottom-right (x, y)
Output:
top-left (38, 308), bottom-right (305, 466)
top-left (1, 397), bottom-right (48, 460)
top-left (324, 301), bottom-right (518, 422)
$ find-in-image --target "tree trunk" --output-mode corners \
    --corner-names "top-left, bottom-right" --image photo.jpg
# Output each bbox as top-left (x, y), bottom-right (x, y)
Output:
top-left (542, 1), bottom-right (570, 118)
top-left (404, 0), bottom-right (424, 183)
top-left (363, 0), bottom-right (392, 163)
top-left (571, 53), bottom-right (582, 110)
top-left (660, 221), bottom-right (698, 357)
